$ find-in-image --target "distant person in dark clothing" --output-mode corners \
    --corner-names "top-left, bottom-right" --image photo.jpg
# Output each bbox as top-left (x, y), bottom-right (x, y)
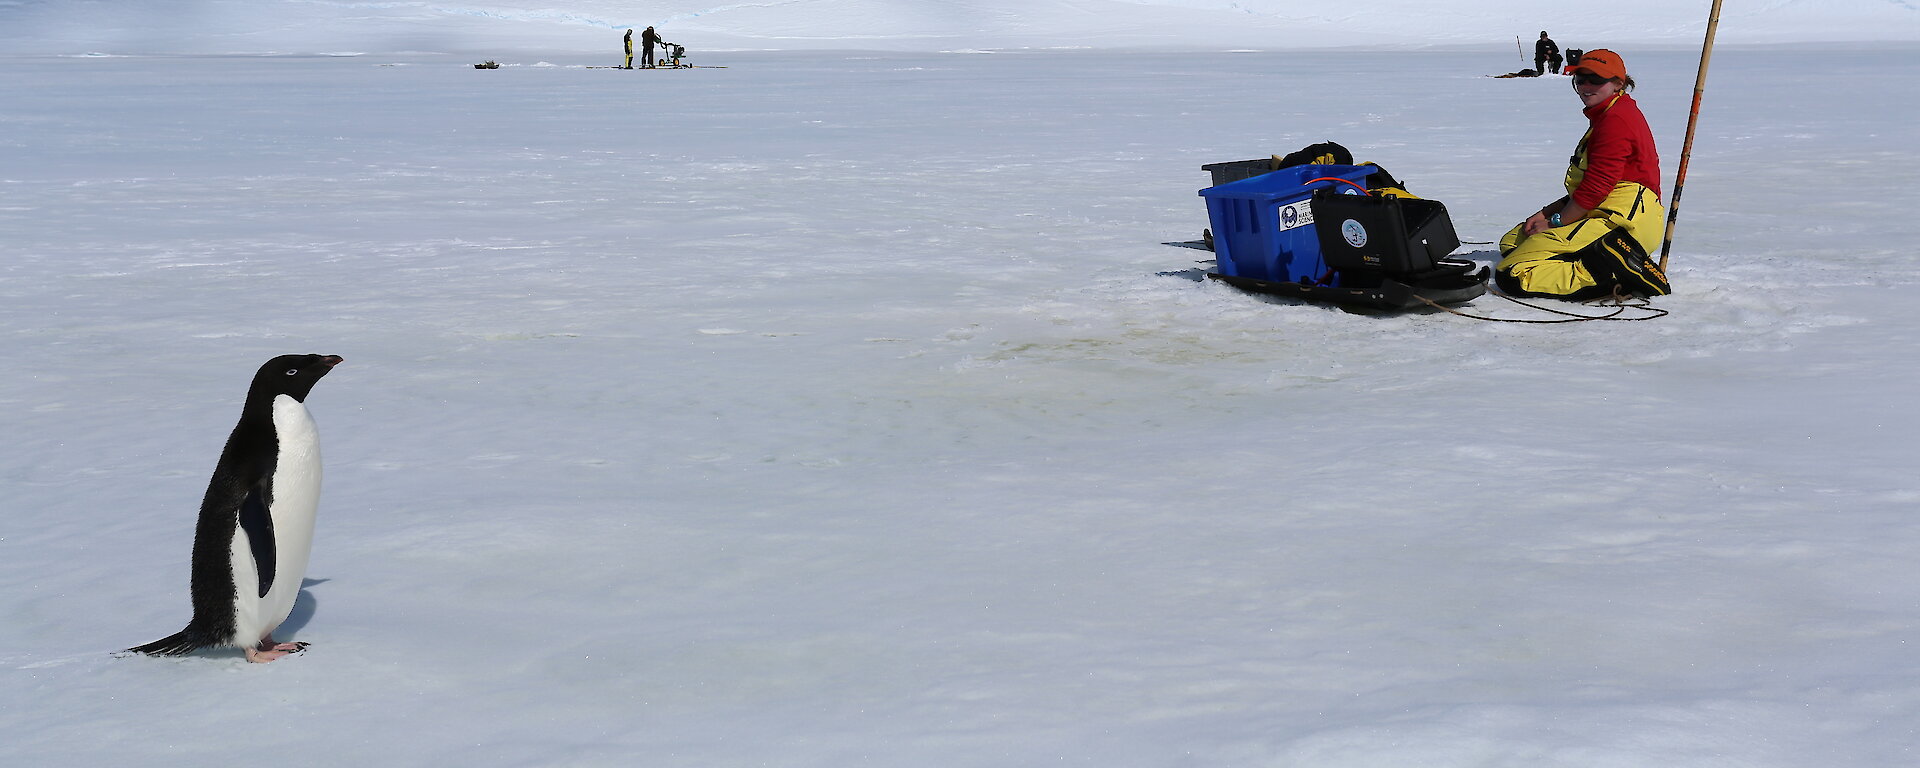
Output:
top-left (623, 29), bottom-right (634, 69)
top-left (641, 26), bottom-right (661, 69)
top-left (1536, 31), bottom-right (1562, 75)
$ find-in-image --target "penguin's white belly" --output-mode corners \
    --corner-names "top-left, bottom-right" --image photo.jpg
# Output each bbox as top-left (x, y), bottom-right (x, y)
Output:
top-left (227, 395), bottom-right (323, 646)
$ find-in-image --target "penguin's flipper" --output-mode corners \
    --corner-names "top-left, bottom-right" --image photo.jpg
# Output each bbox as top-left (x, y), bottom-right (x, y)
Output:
top-left (236, 483), bottom-right (276, 599)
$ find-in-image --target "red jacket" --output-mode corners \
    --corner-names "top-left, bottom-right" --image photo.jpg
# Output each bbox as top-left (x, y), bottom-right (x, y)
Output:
top-left (1572, 92), bottom-right (1661, 209)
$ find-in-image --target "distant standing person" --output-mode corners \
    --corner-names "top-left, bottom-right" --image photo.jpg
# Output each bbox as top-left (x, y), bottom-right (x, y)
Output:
top-left (623, 29), bottom-right (634, 69)
top-left (641, 26), bottom-right (661, 69)
top-left (1535, 31), bottom-right (1562, 75)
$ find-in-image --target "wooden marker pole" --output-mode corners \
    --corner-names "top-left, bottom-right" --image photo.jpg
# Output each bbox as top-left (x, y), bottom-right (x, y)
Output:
top-left (1659, 0), bottom-right (1726, 270)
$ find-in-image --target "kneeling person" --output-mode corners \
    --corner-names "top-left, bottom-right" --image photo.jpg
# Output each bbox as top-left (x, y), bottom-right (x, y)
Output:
top-left (1497, 49), bottom-right (1669, 300)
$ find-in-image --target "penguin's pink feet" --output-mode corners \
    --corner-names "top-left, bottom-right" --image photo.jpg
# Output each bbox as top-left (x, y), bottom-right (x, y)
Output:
top-left (244, 637), bottom-right (309, 663)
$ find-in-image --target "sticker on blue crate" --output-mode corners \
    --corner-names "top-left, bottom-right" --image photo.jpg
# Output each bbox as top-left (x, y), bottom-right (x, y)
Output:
top-left (1278, 202), bottom-right (1314, 231)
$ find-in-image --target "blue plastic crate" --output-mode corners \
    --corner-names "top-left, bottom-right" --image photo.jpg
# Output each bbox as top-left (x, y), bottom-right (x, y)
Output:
top-left (1199, 164), bottom-right (1374, 284)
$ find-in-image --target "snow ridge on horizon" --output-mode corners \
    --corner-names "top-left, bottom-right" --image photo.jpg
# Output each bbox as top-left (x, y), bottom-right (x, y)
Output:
top-left (0, 0), bottom-right (1913, 55)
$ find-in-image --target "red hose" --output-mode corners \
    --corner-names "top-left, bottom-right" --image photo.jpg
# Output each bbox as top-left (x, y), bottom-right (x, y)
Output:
top-left (1304, 177), bottom-right (1372, 196)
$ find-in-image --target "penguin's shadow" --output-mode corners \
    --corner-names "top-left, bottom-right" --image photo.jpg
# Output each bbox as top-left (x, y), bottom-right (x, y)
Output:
top-left (277, 578), bottom-right (329, 639)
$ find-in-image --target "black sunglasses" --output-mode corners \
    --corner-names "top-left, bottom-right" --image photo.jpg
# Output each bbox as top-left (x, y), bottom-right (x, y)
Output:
top-left (1572, 73), bottom-right (1612, 86)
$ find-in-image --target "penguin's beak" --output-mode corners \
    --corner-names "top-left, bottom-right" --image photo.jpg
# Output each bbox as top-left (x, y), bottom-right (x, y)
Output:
top-left (321, 355), bottom-right (343, 367)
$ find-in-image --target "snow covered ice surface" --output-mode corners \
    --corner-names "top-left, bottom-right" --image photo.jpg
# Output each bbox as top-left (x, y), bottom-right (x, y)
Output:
top-left (4, 42), bottom-right (1920, 768)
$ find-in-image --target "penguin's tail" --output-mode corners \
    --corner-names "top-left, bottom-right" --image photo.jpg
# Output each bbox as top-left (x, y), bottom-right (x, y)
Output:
top-left (127, 627), bottom-right (218, 657)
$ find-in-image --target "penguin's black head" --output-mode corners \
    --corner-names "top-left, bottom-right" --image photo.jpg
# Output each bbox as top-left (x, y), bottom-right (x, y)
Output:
top-left (252, 353), bottom-right (343, 403)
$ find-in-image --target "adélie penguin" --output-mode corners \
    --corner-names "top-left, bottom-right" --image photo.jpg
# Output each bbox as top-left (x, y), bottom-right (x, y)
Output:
top-left (129, 354), bottom-right (342, 663)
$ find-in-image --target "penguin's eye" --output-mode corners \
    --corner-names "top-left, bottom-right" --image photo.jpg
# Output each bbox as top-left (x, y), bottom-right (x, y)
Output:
top-left (285, 369), bottom-right (300, 376)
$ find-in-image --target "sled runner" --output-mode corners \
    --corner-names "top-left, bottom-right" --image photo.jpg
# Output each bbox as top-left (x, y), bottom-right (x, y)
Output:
top-left (1205, 261), bottom-right (1489, 310)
